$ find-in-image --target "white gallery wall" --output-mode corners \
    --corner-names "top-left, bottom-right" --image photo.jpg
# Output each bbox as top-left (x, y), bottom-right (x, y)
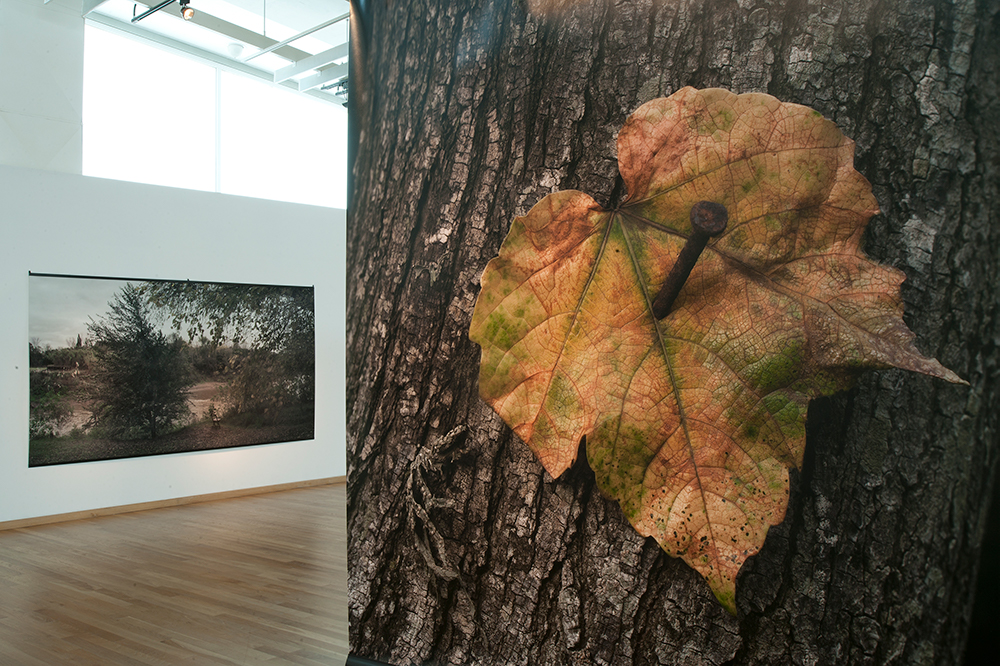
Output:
top-left (0, 0), bottom-right (346, 523)
top-left (0, 165), bottom-right (347, 523)
top-left (0, 0), bottom-right (83, 172)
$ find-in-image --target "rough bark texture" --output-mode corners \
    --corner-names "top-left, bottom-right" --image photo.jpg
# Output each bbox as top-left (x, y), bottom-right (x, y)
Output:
top-left (346, 1), bottom-right (1000, 664)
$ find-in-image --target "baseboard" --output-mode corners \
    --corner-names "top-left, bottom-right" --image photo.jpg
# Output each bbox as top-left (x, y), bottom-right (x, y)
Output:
top-left (0, 475), bottom-right (346, 532)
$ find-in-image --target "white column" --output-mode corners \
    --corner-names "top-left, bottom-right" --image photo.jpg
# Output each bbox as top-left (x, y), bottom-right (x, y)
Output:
top-left (0, 0), bottom-right (84, 173)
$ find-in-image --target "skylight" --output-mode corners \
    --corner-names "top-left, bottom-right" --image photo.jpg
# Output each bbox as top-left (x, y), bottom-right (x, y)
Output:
top-left (85, 0), bottom-right (349, 103)
top-left (83, 23), bottom-right (348, 209)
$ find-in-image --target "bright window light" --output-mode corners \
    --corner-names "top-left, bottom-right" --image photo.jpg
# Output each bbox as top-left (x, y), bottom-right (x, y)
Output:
top-left (220, 72), bottom-right (347, 209)
top-left (83, 24), bottom-right (347, 209)
top-left (83, 25), bottom-right (216, 191)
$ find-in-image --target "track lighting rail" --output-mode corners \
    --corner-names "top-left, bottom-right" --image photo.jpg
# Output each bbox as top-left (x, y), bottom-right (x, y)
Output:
top-left (131, 0), bottom-right (175, 23)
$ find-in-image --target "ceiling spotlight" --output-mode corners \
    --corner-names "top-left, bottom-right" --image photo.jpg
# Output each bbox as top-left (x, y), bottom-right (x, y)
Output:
top-left (180, 0), bottom-right (195, 20)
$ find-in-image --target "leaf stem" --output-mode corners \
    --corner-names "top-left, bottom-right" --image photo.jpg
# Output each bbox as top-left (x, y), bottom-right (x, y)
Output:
top-left (652, 201), bottom-right (728, 319)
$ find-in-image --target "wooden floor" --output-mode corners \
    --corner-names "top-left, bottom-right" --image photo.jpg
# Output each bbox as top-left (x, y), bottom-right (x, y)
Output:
top-left (0, 483), bottom-right (348, 665)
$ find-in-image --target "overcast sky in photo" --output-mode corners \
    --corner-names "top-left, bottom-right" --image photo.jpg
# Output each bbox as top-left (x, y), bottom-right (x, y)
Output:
top-left (28, 275), bottom-right (283, 351)
top-left (28, 275), bottom-right (174, 349)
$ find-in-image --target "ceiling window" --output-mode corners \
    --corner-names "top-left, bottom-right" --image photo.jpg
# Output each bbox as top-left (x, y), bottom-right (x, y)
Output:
top-left (219, 71), bottom-right (347, 207)
top-left (82, 5), bottom-right (347, 209)
top-left (83, 25), bottom-right (218, 192)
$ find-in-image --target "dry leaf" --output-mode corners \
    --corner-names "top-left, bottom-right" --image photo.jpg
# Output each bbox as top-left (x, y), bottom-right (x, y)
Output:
top-left (469, 87), bottom-right (964, 612)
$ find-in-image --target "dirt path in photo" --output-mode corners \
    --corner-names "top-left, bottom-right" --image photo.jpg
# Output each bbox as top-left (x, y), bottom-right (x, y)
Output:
top-left (55, 380), bottom-right (226, 436)
top-left (186, 381), bottom-right (226, 419)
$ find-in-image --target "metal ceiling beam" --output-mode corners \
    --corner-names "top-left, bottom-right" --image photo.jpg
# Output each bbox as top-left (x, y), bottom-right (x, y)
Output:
top-left (297, 63), bottom-right (348, 92)
top-left (244, 12), bottom-right (350, 61)
top-left (274, 43), bottom-right (349, 84)
top-left (84, 12), bottom-right (341, 105)
top-left (163, 5), bottom-right (312, 62)
top-left (82, 1), bottom-right (350, 105)
top-left (94, 2), bottom-right (313, 62)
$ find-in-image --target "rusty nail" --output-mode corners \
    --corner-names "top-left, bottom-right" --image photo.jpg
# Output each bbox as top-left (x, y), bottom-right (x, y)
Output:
top-left (652, 201), bottom-right (728, 319)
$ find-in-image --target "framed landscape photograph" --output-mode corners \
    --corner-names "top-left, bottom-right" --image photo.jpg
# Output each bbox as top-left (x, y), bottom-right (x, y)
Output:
top-left (28, 273), bottom-right (315, 467)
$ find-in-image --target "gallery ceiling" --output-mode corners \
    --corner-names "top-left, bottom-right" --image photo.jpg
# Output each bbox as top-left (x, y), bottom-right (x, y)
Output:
top-left (84, 0), bottom-right (350, 104)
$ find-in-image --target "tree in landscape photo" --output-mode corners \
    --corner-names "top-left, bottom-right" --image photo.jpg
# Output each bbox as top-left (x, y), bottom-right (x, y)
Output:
top-left (142, 281), bottom-right (315, 425)
top-left (87, 283), bottom-right (193, 440)
top-left (28, 370), bottom-right (73, 440)
top-left (27, 275), bottom-right (316, 467)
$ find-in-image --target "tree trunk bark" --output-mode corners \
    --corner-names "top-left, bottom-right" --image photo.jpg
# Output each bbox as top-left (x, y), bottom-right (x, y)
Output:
top-left (346, 1), bottom-right (1000, 664)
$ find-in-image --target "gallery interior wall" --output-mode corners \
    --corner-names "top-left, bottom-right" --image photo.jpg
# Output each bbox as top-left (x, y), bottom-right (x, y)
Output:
top-left (0, 0), bottom-right (83, 173)
top-left (0, 0), bottom-right (347, 523)
top-left (0, 165), bottom-right (347, 523)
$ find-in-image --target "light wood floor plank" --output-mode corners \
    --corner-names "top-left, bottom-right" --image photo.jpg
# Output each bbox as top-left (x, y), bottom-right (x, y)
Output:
top-left (0, 483), bottom-right (348, 665)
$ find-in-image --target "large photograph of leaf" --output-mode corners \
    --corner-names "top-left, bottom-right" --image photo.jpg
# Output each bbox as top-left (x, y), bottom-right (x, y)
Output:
top-left (469, 87), bottom-right (964, 611)
top-left (29, 274), bottom-right (314, 467)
